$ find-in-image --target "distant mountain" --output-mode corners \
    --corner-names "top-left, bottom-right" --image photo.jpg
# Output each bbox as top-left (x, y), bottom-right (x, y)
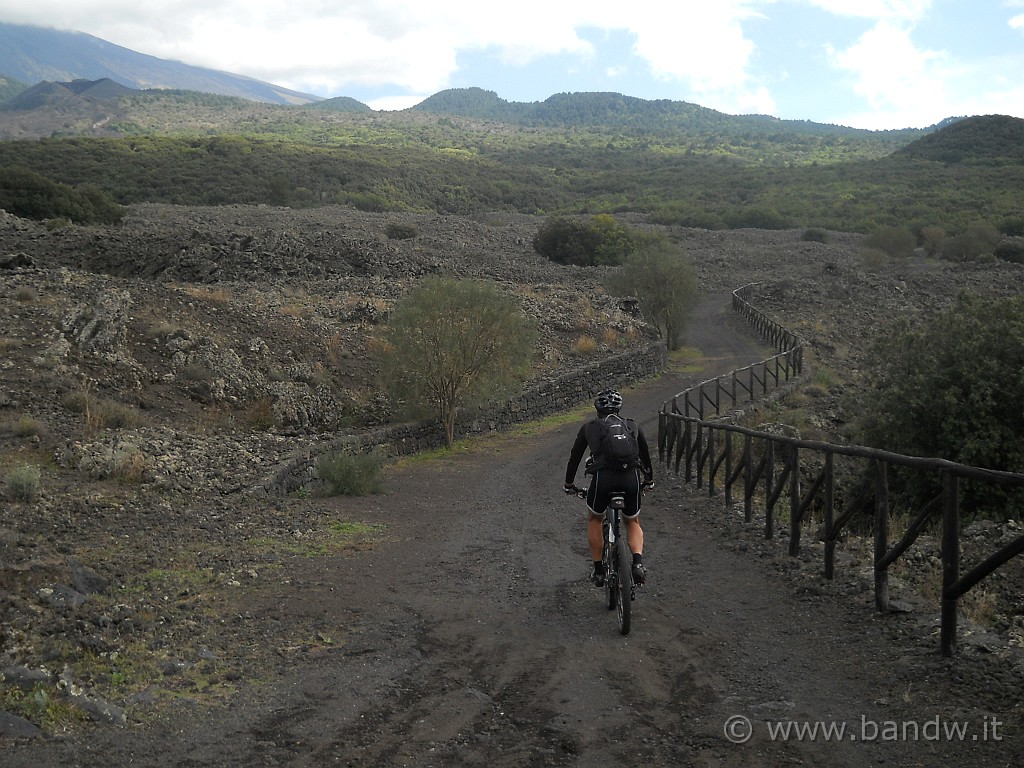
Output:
top-left (895, 114), bottom-right (1024, 163)
top-left (0, 22), bottom-right (320, 105)
top-left (0, 73), bottom-right (26, 102)
top-left (4, 77), bottom-right (135, 110)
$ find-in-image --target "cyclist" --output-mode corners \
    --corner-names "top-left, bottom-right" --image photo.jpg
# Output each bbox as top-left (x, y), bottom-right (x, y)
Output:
top-left (564, 389), bottom-right (654, 586)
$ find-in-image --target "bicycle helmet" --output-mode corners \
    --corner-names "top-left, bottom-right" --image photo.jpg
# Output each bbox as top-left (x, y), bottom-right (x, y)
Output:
top-left (594, 389), bottom-right (623, 414)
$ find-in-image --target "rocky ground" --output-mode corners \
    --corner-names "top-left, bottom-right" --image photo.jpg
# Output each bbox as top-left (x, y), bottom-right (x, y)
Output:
top-left (1, 203), bottom-right (1023, 763)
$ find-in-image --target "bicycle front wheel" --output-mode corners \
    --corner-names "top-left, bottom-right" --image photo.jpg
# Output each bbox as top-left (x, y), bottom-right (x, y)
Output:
top-left (615, 534), bottom-right (631, 635)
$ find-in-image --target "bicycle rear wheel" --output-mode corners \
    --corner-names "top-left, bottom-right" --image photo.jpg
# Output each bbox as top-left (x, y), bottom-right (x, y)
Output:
top-left (615, 534), bottom-right (631, 635)
top-left (603, 536), bottom-right (616, 610)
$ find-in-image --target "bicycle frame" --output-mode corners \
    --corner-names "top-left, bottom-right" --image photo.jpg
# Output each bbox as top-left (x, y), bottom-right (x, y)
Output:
top-left (568, 483), bottom-right (645, 636)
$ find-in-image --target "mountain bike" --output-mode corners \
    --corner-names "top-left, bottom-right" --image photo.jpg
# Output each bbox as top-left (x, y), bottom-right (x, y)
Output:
top-left (568, 484), bottom-right (651, 635)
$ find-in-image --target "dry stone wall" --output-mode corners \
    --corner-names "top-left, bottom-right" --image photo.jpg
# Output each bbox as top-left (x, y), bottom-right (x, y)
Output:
top-left (253, 341), bottom-right (667, 495)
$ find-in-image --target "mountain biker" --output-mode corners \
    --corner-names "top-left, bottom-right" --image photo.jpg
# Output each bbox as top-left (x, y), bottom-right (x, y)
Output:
top-left (564, 389), bottom-right (654, 586)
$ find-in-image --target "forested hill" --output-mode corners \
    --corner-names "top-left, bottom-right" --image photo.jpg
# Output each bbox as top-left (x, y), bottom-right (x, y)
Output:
top-left (413, 87), bottom-right (929, 141)
top-left (0, 75), bottom-right (1021, 237)
top-left (895, 114), bottom-right (1024, 163)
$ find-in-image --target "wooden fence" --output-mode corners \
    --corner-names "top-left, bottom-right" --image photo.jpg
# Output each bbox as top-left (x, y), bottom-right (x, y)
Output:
top-left (659, 285), bottom-right (1024, 657)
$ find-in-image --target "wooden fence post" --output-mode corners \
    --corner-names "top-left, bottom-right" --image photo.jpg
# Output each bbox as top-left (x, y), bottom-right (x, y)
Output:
top-left (824, 451), bottom-right (835, 579)
top-left (788, 445), bottom-right (801, 556)
top-left (941, 471), bottom-right (960, 657)
top-left (707, 427), bottom-right (716, 496)
top-left (725, 430), bottom-right (734, 507)
top-left (744, 434), bottom-right (753, 523)
top-left (874, 460), bottom-right (890, 613)
top-left (765, 441), bottom-right (775, 539)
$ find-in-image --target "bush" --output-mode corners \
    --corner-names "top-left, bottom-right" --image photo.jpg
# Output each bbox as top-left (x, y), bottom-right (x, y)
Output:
top-left (941, 222), bottom-right (1001, 261)
top-left (0, 166), bottom-right (124, 224)
top-left (316, 451), bottom-right (385, 496)
top-left (10, 414), bottom-right (44, 438)
top-left (994, 240), bottom-right (1024, 264)
top-left (860, 247), bottom-right (889, 270)
top-left (532, 214), bottom-right (650, 266)
top-left (919, 225), bottom-right (946, 256)
top-left (800, 228), bottom-right (829, 244)
top-left (5, 464), bottom-right (41, 502)
top-left (864, 225), bottom-right (916, 258)
top-left (858, 294), bottom-right (1024, 517)
top-left (723, 206), bottom-right (790, 230)
top-left (999, 216), bottom-right (1024, 237)
top-left (385, 222), bottom-right (419, 240)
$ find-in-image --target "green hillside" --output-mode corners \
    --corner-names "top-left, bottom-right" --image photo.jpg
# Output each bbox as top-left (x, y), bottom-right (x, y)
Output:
top-left (0, 86), bottom-right (1021, 235)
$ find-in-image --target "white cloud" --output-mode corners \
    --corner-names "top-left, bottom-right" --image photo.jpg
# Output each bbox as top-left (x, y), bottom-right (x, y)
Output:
top-left (613, 2), bottom-right (776, 115)
top-left (0, 0), bottom-right (772, 105)
top-left (803, 0), bottom-right (933, 22)
top-left (828, 21), bottom-right (946, 107)
top-left (2, 0), bottom-right (1019, 127)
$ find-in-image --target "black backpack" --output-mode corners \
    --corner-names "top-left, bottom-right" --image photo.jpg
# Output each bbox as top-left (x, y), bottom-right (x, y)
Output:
top-left (596, 414), bottom-right (640, 469)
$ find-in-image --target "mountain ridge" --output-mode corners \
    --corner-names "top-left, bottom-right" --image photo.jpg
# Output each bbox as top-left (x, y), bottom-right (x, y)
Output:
top-left (0, 21), bottom-right (321, 106)
top-left (1, 21), bottom-right (959, 135)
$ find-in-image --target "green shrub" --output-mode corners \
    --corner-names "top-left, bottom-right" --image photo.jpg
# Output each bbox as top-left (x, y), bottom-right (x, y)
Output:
top-left (0, 166), bottom-right (124, 224)
top-left (859, 294), bottom-right (1024, 517)
top-left (998, 216), bottom-right (1024, 237)
top-left (800, 228), bottom-right (829, 244)
top-left (384, 222), bottom-right (419, 240)
top-left (864, 225), bottom-right (916, 258)
top-left (860, 247), bottom-right (889, 270)
top-left (723, 206), bottom-right (790, 230)
top-left (532, 214), bottom-right (651, 266)
top-left (316, 451), bottom-right (386, 496)
top-left (10, 414), bottom-right (44, 438)
top-left (994, 240), bottom-right (1024, 264)
top-left (91, 400), bottom-right (147, 431)
top-left (5, 464), bottom-right (41, 502)
top-left (919, 225), bottom-right (946, 256)
top-left (942, 222), bottom-right (1001, 261)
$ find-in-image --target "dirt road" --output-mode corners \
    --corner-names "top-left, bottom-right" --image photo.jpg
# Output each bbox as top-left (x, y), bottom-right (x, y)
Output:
top-left (6, 293), bottom-right (1018, 767)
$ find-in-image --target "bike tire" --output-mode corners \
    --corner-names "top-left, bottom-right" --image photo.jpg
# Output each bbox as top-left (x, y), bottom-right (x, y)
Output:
top-left (615, 534), bottom-right (632, 635)
top-left (603, 538), bottom-right (616, 610)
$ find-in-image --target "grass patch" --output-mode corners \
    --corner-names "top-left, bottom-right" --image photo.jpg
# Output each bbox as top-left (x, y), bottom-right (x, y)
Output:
top-left (248, 520), bottom-right (384, 558)
top-left (1, 685), bottom-right (88, 731)
top-left (573, 335), bottom-right (598, 355)
top-left (316, 450), bottom-right (386, 496)
top-left (668, 346), bottom-right (705, 374)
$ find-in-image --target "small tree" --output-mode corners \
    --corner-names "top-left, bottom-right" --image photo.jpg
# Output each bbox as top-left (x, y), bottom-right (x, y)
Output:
top-left (607, 241), bottom-right (698, 350)
top-left (378, 277), bottom-right (537, 447)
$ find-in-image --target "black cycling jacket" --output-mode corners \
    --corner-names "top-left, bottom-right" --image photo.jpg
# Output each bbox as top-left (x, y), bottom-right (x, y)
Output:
top-left (564, 414), bottom-right (653, 485)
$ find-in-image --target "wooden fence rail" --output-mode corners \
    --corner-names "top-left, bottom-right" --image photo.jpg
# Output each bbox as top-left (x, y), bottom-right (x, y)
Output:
top-left (659, 285), bottom-right (1024, 657)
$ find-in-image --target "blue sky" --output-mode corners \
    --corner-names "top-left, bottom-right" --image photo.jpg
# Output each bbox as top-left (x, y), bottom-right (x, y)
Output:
top-left (2, 1), bottom-right (1023, 130)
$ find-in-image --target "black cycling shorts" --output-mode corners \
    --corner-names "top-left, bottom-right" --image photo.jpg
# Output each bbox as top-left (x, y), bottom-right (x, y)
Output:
top-left (586, 467), bottom-right (642, 518)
